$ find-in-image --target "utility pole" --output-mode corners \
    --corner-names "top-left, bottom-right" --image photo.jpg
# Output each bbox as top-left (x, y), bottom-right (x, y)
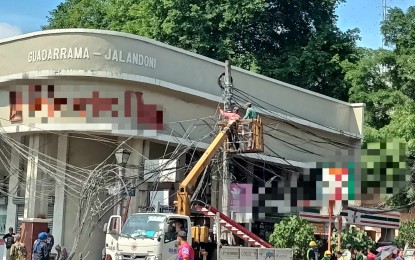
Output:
top-left (116, 165), bottom-right (123, 216)
top-left (221, 60), bottom-right (233, 217)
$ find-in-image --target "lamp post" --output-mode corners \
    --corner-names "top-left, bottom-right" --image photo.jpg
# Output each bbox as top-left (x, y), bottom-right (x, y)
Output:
top-left (114, 149), bottom-right (131, 216)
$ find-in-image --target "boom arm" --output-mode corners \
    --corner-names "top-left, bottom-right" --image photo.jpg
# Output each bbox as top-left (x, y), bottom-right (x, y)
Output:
top-left (176, 120), bottom-right (236, 216)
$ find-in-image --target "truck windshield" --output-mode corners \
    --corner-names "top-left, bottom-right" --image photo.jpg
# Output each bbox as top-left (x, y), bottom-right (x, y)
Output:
top-left (121, 214), bottom-right (166, 238)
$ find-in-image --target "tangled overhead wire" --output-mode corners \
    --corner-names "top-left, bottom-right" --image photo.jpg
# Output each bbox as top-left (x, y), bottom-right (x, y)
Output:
top-left (0, 110), bottom-right (224, 259)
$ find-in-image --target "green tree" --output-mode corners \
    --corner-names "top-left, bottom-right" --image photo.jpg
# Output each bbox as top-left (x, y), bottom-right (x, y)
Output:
top-left (342, 48), bottom-right (404, 129)
top-left (339, 6), bottom-right (415, 207)
top-left (395, 220), bottom-right (415, 248)
top-left (331, 227), bottom-right (375, 251)
top-left (377, 6), bottom-right (415, 154)
top-left (269, 215), bottom-right (316, 260)
top-left (43, 0), bottom-right (359, 101)
top-left (382, 6), bottom-right (415, 100)
top-left (42, 0), bottom-right (110, 29)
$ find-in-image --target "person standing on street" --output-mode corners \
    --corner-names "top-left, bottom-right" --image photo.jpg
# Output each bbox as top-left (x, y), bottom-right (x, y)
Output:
top-left (9, 234), bottom-right (26, 260)
top-left (355, 247), bottom-right (363, 260)
top-left (176, 231), bottom-right (194, 260)
top-left (307, 241), bottom-right (318, 260)
top-left (33, 232), bottom-right (49, 260)
top-left (366, 248), bottom-right (376, 260)
top-left (46, 228), bottom-right (54, 254)
top-left (395, 249), bottom-right (404, 260)
top-left (362, 248), bottom-right (368, 260)
top-left (322, 251), bottom-right (332, 260)
top-left (342, 244), bottom-right (352, 260)
top-left (3, 227), bottom-right (15, 260)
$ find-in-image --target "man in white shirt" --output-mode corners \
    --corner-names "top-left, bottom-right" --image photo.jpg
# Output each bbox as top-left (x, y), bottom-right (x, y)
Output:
top-left (342, 244), bottom-right (352, 260)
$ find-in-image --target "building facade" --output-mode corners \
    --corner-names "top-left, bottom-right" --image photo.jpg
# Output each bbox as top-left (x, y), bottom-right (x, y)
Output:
top-left (0, 29), bottom-right (365, 258)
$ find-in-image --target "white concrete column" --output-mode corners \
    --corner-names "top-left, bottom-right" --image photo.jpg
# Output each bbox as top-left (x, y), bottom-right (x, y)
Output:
top-left (126, 138), bottom-right (144, 215)
top-left (24, 134), bottom-right (41, 218)
top-left (5, 135), bottom-right (22, 231)
top-left (52, 134), bottom-right (69, 249)
top-left (39, 135), bottom-right (49, 217)
top-left (137, 140), bottom-right (150, 211)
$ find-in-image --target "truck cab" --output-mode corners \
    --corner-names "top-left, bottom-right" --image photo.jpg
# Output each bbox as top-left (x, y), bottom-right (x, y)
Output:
top-left (104, 213), bottom-right (191, 260)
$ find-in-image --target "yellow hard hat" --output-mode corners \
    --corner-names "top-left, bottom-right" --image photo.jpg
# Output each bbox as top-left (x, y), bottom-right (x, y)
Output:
top-left (324, 251), bottom-right (331, 256)
top-left (309, 241), bottom-right (317, 247)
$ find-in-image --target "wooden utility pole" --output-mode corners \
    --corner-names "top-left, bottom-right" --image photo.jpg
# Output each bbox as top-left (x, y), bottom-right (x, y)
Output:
top-left (221, 60), bottom-right (233, 217)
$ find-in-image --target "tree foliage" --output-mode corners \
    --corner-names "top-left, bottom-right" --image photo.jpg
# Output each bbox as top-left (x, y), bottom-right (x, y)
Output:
top-left (43, 0), bottom-right (415, 208)
top-left (340, 6), bottom-right (415, 207)
top-left (269, 215), bottom-right (315, 260)
top-left (43, 0), bottom-right (359, 101)
top-left (382, 7), bottom-right (415, 101)
top-left (331, 227), bottom-right (375, 251)
top-left (395, 220), bottom-right (415, 248)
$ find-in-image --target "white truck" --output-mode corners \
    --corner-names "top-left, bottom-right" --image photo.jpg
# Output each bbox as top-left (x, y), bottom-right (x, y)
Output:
top-left (103, 119), bottom-right (293, 260)
top-left (103, 213), bottom-right (293, 260)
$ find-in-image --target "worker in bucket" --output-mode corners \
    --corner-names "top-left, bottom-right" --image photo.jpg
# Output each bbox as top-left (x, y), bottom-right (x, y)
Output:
top-left (219, 106), bottom-right (241, 150)
top-left (243, 102), bottom-right (257, 149)
top-left (220, 106), bottom-right (241, 121)
top-left (243, 102), bottom-right (257, 119)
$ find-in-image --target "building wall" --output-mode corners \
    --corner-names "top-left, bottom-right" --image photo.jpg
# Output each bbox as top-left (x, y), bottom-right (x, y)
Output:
top-left (0, 29), bottom-right (364, 138)
top-left (0, 79), bottom-right (360, 165)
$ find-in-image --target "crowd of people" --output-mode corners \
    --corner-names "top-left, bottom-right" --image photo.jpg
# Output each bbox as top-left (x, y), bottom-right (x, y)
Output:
top-left (2, 227), bottom-right (55, 260)
top-left (307, 241), bottom-right (408, 260)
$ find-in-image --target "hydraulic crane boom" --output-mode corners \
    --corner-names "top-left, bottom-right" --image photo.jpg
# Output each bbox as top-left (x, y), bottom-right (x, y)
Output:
top-left (176, 120), bottom-right (236, 216)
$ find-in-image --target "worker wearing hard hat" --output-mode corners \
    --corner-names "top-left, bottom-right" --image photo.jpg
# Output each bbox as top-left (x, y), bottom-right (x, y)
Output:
top-left (307, 241), bottom-right (318, 260)
top-left (321, 251), bottom-right (332, 260)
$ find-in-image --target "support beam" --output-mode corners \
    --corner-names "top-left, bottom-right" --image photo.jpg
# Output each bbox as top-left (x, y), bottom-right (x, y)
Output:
top-left (5, 135), bottom-right (22, 231)
top-left (52, 134), bottom-right (69, 250)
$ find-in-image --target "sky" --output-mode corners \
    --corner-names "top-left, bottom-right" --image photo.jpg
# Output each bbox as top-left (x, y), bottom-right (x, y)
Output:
top-left (0, 0), bottom-right (414, 49)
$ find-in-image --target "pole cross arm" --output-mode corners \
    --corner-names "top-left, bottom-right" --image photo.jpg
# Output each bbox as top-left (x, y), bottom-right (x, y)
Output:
top-left (176, 120), bottom-right (236, 216)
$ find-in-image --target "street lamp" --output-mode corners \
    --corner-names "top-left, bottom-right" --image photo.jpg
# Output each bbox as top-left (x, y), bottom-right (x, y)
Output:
top-left (114, 149), bottom-right (131, 216)
top-left (115, 149), bottom-right (131, 167)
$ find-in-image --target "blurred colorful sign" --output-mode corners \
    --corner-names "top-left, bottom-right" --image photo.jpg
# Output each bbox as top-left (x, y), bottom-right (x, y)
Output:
top-left (229, 183), bottom-right (252, 214)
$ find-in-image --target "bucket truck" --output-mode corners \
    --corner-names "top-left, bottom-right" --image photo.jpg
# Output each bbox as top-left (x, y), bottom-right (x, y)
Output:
top-left (103, 119), bottom-right (293, 260)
